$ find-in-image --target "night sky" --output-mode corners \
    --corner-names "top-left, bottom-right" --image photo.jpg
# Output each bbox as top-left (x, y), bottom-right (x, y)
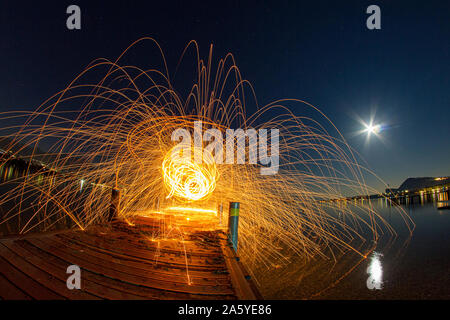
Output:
top-left (0, 0), bottom-right (448, 191)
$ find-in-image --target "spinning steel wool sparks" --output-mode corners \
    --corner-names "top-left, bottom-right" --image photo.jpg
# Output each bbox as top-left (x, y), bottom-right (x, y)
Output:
top-left (162, 145), bottom-right (218, 202)
top-left (0, 38), bottom-right (414, 288)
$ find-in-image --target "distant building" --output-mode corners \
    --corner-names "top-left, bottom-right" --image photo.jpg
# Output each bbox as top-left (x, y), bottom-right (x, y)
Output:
top-left (388, 177), bottom-right (450, 194)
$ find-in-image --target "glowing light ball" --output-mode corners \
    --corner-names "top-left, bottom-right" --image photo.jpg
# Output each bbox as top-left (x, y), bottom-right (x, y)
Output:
top-left (162, 145), bottom-right (218, 202)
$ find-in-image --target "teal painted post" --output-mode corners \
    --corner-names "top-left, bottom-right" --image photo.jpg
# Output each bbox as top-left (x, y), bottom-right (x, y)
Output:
top-left (228, 202), bottom-right (240, 252)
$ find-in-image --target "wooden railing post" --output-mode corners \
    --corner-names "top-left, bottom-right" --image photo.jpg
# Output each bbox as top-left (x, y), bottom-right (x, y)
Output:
top-left (108, 188), bottom-right (120, 221)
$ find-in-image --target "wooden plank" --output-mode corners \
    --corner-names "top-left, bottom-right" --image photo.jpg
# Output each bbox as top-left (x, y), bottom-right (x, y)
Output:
top-left (53, 234), bottom-right (231, 286)
top-left (27, 237), bottom-right (235, 296)
top-left (15, 238), bottom-right (235, 300)
top-left (130, 215), bottom-right (219, 230)
top-left (64, 231), bottom-right (221, 267)
top-left (108, 229), bottom-right (222, 256)
top-left (58, 232), bottom-right (229, 275)
top-left (0, 213), bottom-right (247, 300)
top-left (0, 249), bottom-right (63, 300)
top-left (60, 231), bottom-right (226, 269)
top-left (13, 239), bottom-right (169, 300)
top-left (0, 273), bottom-right (31, 300)
top-left (39, 235), bottom-right (233, 294)
top-left (0, 241), bottom-right (99, 300)
top-left (81, 225), bottom-right (224, 257)
top-left (221, 242), bottom-right (262, 300)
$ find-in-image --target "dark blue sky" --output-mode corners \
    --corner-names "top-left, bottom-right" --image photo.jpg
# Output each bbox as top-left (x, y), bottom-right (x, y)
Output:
top-left (0, 0), bottom-right (448, 191)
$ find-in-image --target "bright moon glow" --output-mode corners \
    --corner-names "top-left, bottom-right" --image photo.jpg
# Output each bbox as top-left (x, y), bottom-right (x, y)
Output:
top-left (364, 123), bottom-right (381, 136)
top-left (162, 145), bottom-right (218, 202)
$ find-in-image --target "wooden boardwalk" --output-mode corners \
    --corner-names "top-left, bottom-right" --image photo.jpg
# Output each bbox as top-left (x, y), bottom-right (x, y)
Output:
top-left (0, 211), bottom-right (261, 300)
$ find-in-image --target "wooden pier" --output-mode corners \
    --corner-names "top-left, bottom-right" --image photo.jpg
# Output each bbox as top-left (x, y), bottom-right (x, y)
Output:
top-left (0, 211), bottom-right (261, 300)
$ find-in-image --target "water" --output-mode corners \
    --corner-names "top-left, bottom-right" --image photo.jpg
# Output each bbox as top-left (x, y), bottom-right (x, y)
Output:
top-left (258, 199), bottom-right (450, 299)
top-left (340, 200), bottom-right (450, 299)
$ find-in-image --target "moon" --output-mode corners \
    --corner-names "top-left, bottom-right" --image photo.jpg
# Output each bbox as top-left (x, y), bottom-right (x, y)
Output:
top-left (364, 123), bottom-right (381, 136)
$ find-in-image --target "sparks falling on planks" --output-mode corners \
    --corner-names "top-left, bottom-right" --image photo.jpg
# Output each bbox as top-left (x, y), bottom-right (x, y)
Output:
top-left (0, 38), bottom-right (414, 289)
